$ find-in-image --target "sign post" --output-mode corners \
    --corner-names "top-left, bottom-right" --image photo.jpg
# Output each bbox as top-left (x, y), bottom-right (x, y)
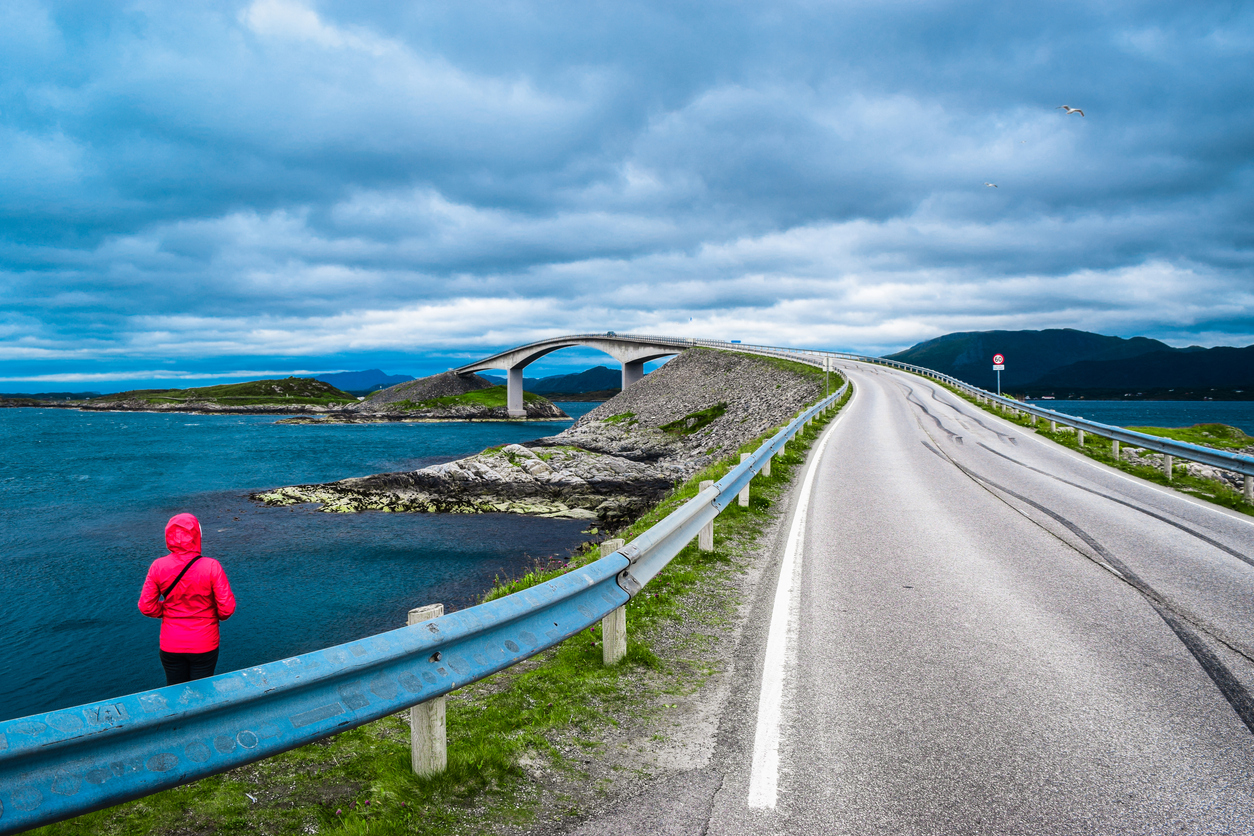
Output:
top-left (992, 353), bottom-right (1005, 396)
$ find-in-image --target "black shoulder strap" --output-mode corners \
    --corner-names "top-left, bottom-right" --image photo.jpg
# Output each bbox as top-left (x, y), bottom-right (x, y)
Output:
top-left (161, 555), bottom-right (203, 600)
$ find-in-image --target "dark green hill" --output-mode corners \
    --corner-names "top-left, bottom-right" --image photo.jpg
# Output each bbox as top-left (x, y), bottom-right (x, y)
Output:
top-left (97, 377), bottom-right (357, 406)
top-left (1033, 345), bottom-right (1254, 393)
top-left (885, 329), bottom-right (1171, 390)
top-left (886, 328), bottom-right (1253, 398)
top-left (529, 365), bottom-right (622, 396)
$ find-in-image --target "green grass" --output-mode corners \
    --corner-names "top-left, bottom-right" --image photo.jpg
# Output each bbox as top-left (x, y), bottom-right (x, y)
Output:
top-left (659, 403), bottom-right (727, 436)
top-left (934, 381), bottom-right (1254, 518)
top-left (603, 412), bottom-right (638, 425)
top-left (97, 378), bottom-right (357, 407)
top-left (1124, 423), bottom-right (1252, 450)
top-left (393, 386), bottom-right (551, 411)
top-left (37, 381), bottom-right (851, 836)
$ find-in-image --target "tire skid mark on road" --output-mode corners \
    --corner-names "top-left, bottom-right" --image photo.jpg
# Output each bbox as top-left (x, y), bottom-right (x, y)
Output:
top-left (917, 421), bottom-right (1254, 737)
top-left (899, 379), bottom-right (1015, 444)
top-left (964, 465), bottom-right (1254, 737)
top-left (975, 441), bottom-right (1254, 570)
top-left (895, 382), bottom-right (963, 444)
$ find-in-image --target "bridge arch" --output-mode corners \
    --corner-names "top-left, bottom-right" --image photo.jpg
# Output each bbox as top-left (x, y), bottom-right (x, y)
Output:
top-left (455, 334), bottom-right (688, 417)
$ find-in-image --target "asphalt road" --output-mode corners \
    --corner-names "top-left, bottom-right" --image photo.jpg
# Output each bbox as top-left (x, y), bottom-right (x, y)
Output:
top-left (570, 362), bottom-right (1254, 835)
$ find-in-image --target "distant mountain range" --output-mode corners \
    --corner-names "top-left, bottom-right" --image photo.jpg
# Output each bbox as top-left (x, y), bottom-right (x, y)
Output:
top-left (480, 365), bottom-right (623, 397)
top-left (314, 369), bottom-right (415, 395)
top-left (886, 329), bottom-right (1254, 399)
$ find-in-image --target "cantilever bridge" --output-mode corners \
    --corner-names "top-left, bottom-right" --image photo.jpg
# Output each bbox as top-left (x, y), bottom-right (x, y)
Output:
top-left (454, 333), bottom-right (692, 416)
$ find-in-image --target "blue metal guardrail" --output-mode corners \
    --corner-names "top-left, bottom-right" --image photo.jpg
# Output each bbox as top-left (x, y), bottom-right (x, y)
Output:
top-left (0, 376), bottom-right (847, 834)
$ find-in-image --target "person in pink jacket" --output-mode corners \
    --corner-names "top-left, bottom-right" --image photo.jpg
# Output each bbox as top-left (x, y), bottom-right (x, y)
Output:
top-left (138, 513), bottom-right (237, 685)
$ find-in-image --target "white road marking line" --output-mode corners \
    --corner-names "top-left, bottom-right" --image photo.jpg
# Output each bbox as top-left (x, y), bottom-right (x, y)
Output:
top-left (747, 406), bottom-right (845, 809)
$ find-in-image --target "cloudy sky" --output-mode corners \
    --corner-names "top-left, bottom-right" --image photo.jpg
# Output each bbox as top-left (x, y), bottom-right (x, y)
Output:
top-left (2, 0), bottom-right (1252, 390)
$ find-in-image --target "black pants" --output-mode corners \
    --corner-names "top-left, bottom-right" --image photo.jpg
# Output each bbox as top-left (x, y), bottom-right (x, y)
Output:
top-left (159, 648), bottom-right (220, 686)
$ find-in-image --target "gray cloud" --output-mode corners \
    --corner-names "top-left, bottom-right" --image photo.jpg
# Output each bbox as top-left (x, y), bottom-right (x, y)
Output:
top-left (1, 0), bottom-right (1252, 385)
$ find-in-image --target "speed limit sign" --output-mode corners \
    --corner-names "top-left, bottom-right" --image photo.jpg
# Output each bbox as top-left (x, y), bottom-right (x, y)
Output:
top-left (992, 353), bottom-right (1005, 370)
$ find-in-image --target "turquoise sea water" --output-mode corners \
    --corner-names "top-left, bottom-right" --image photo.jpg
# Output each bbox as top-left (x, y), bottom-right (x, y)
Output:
top-left (0, 404), bottom-right (597, 720)
top-left (1021, 400), bottom-right (1254, 435)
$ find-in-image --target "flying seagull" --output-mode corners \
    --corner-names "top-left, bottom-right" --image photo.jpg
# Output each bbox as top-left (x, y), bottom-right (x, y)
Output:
top-left (984, 182), bottom-right (998, 188)
top-left (1056, 106), bottom-right (1085, 116)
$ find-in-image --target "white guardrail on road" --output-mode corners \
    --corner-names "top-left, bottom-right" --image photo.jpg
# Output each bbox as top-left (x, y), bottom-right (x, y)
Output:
top-left (0, 348), bottom-right (847, 834)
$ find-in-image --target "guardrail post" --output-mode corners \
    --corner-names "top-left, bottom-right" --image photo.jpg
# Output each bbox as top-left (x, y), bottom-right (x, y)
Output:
top-left (600, 539), bottom-right (627, 665)
top-left (1031, 414), bottom-right (1037, 426)
top-left (1112, 440), bottom-right (1120, 460)
top-left (1077, 429), bottom-right (1085, 447)
top-left (1163, 454), bottom-right (1174, 481)
top-left (763, 452), bottom-right (772, 477)
top-left (1246, 475), bottom-right (1253, 503)
top-left (1050, 420), bottom-right (1057, 433)
top-left (407, 603), bottom-right (447, 776)
top-left (739, 453), bottom-right (751, 506)
top-left (699, 481), bottom-right (715, 550)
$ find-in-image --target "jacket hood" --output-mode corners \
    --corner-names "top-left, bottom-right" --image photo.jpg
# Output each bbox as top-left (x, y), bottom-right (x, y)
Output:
top-left (165, 513), bottom-right (202, 556)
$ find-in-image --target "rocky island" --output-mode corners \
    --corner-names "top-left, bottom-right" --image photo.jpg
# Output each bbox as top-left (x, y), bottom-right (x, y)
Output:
top-left (254, 348), bottom-right (831, 525)
top-left (0, 372), bottom-right (568, 420)
top-left (276, 370), bottom-right (567, 423)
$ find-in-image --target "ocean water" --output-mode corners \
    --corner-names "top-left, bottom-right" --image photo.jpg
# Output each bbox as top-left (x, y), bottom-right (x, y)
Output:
top-left (1022, 400), bottom-right (1254, 435)
top-left (0, 404), bottom-right (598, 720)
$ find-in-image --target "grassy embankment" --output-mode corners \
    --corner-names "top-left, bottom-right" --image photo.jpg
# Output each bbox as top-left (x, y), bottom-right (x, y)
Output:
top-left (38, 364), bottom-right (844, 836)
top-left (390, 386), bottom-right (553, 411)
top-left (95, 378), bottom-right (357, 407)
top-left (937, 381), bottom-right (1254, 517)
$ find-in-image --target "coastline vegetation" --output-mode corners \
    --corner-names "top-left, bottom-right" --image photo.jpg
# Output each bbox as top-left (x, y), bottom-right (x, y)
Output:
top-left (92, 377), bottom-right (357, 407)
top-left (34, 382), bottom-right (851, 836)
top-left (659, 402), bottom-right (727, 436)
top-left (391, 385), bottom-right (552, 411)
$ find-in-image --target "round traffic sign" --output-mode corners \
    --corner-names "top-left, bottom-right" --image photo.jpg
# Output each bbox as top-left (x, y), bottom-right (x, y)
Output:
top-left (992, 353), bottom-right (1004, 365)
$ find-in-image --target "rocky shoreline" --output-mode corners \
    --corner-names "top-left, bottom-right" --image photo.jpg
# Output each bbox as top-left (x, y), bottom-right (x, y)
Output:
top-left (253, 348), bottom-right (828, 524)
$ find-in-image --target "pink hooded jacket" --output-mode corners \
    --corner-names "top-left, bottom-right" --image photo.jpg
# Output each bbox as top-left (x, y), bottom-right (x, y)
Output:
top-left (138, 513), bottom-right (236, 653)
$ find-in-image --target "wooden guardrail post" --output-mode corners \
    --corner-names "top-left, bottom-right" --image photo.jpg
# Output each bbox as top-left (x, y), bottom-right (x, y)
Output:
top-left (739, 453), bottom-right (751, 506)
top-left (699, 481), bottom-right (714, 550)
top-left (1163, 454), bottom-right (1174, 481)
top-left (600, 539), bottom-right (627, 665)
top-left (407, 603), bottom-right (446, 776)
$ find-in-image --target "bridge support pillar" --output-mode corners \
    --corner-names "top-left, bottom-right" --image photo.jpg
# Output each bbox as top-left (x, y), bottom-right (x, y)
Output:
top-left (698, 481), bottom-right (714, 550)
top-left (739, 453), bottom-right (751, 506)
top-left (1163, 454), bottom-right (1174, 480)
top-left (1112, 440), bottom-right (1120, 460)
top-left (1246, 475), bottom-right (1253, 503)
top-left (622, 359), bottom-right (645, 389)
top-left (600, 540), bottom-right (627, 665)
top-left (507, 367), bottom-right (525, 418)
top-left (407, 603), bottom-right (447, 776)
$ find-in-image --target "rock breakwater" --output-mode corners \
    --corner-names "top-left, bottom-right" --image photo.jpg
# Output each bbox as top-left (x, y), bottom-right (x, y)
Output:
top-left (255, 348), bottom-right (830, 524)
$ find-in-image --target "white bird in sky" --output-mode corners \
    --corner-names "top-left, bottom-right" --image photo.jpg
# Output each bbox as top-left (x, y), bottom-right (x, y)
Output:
top-left (984, 182), bottom-right (998, 188)
top-left (1056, 105), bottom-right (1085, 116)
